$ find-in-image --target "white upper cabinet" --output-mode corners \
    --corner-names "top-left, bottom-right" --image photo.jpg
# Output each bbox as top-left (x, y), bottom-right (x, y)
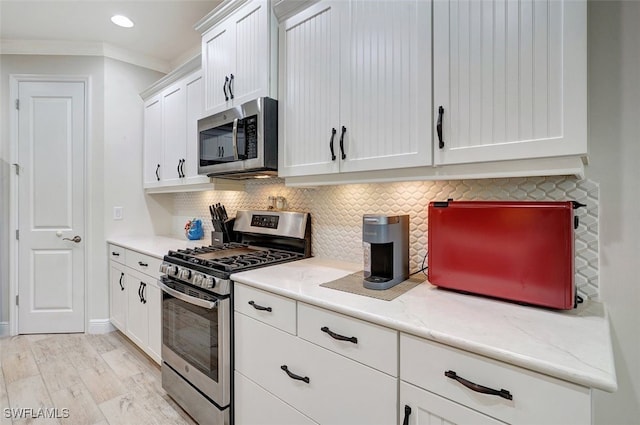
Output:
top-left (279, 0), bottom-right (432, 178)
top-left (143, 95), bottom-right (162, 186)
top-left (279, 2), bottom-right (341, 177)
top-left (141, 58), bottom-right (244, 193)
top-left (200, 0), bottom-right (274, 115)
top-left (162, 81), bottom-right (188, 185)
top-left (433, 0), bottom-right (587, 165)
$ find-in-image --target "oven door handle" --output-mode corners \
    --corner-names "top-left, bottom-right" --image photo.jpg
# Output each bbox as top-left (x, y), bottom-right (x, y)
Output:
top-left (232, 117), bottom-right (239, 161)
top-left (158, 280), bottom-right (218, 310)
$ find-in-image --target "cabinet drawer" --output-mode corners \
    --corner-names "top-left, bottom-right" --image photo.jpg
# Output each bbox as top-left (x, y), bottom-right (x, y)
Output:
top-left (125, 250), bottom-right (162, 279)
top-left (235, 313), bottom-right (397, 425)
top-left (234, 284), bottom-right (297, 335)
top-left (400, 334), bottom-right (591, 425)
top-left (109, 244), bottom-right (125, 264)
top-left (235, 371), bottom-right (318, 425)
top-left (298, 303), bottom-right (397, 376)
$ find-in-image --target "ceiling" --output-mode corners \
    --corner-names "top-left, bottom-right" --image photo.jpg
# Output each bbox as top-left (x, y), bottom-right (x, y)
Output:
top-left (0, 0), bottom-right (221, 72)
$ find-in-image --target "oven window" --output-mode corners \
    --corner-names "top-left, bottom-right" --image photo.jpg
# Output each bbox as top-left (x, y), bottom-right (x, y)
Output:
top-left (163, 294), bottom-right (219, 382)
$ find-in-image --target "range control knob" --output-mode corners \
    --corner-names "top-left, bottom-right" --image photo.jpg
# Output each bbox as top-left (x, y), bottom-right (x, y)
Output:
top-left (159, 263), bottom-right (169, 274)
top-left (179, 269), bottom-right (192, 280)
top-left (170, 266), bottom-right (180, 276)
top-left (203, 276), bottom-right (214, 289)
top-left (193, 274), bottom-right (203, 287)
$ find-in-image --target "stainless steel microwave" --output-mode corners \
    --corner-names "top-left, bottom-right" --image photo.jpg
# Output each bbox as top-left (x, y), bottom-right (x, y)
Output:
top-left (198, 97), bottom-right (277, 179)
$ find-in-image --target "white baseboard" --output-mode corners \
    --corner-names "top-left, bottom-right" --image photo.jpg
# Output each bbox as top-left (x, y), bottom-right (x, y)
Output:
top-left (88, 319), bottom-right (116, 334)
top-left (0, 322), bottom-right (8, 337)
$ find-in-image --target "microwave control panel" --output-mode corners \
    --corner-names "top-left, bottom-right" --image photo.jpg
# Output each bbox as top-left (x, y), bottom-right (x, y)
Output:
top-left (245, 116), bottom-right (258, 159)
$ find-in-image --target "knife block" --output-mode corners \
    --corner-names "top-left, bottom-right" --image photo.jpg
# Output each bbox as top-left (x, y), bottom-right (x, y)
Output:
top-left (211, 218), bottom-right (236, 246)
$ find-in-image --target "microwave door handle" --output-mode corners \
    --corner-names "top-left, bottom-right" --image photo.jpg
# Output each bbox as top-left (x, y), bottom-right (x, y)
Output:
top-left (232, 117), bottom-right (239, 161)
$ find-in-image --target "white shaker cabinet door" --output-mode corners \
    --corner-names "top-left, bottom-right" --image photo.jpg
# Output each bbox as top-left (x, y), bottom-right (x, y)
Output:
top-left (278, 1), bottom-right (342, 177)
top-left (162, 82), bottom-right (187, 185)
top-left (146, 282), bottom-right (162, 364)
top-left (126, 273), bottom-right (149, 349)
top-left (230, 0), bottom-right (271, 106)
top-left (433, 0), bottom-right (587, 165)
top-left (203, 22), bottom-right (234, 114)
top-left (400, 381), bottom-right (505, 425)
top-left (339, 0), bottom-right (432, 173)
top-left (109, 262), bottom-right (127, 332)
top-left (184, 72), bottom-right (211, 185)
top-left (143, 95), bottom-right (162, 187)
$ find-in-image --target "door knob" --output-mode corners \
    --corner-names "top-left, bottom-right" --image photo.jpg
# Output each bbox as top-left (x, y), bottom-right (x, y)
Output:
top-left (63, 236), bottom-right (82, 243)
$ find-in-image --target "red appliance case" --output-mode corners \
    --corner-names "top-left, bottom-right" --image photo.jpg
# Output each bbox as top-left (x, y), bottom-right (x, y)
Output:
top-left (427, 201), bottom-right (576, 309)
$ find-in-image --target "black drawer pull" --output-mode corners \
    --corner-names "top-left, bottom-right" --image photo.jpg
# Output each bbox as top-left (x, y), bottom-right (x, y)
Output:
top-left (112, 252), bottom-right (120, 256)
top-left (248, 300), bottom-right (272, 312)
top-left (444, 370), bottom-right (512, 400)
top-left (339, 126), bottom-right (347, 159)
top-left (402, 405), bottom-right (412, 425)
top-left (329, 127), bottom-right (337, 161)
top-left (320, 326), bottom-right (358, 344)
top-left (138, 261), bottom-right (148, 267)
top-left (280, 365), bottom-right (310, 384)
top-left (437, 106), bottom-right (445, 149)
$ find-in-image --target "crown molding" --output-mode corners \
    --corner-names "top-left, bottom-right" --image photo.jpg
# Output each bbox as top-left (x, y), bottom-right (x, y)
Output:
top-left (139, 54), bottom-right (201, 100)
top-left (0, 39), bottom-right (172, 73)
top-left (194, 0), bottom-right (250, 35)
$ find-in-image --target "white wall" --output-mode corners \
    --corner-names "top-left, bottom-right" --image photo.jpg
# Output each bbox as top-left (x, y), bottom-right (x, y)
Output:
top-left (103, 58), bottom-right (173, 237)
top-left (588, 2), bottom-right (640, 423)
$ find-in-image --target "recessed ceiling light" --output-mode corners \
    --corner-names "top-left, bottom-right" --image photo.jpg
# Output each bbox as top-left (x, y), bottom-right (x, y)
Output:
top-left (111, 15), bottom-right (134, 28)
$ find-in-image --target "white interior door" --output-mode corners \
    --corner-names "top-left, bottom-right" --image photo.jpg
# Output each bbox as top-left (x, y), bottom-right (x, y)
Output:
top-left (17, 80), bottom-right (86, 334)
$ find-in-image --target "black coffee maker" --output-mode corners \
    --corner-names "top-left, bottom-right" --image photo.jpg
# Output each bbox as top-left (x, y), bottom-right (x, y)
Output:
top-left (362, 214), bottom-right (409, 290)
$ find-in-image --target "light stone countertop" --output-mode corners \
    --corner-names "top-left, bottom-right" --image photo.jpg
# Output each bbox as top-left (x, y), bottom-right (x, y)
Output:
top-left (230, 257), bottom-right (618, 393)
top-left (107, 235), bottom-right (204, 258)
top-left (105, 237), bottom-right (617, 393)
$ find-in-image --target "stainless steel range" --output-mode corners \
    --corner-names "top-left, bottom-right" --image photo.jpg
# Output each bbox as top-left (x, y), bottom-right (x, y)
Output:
top-left (158, 210), bottom-right (311, 425)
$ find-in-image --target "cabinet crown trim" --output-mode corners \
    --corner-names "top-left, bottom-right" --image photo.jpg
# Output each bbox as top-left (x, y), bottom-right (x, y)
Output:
top-left (140, 55), bottom-right (201, 100)
top-left (194, 0), bottom-right (252, 35)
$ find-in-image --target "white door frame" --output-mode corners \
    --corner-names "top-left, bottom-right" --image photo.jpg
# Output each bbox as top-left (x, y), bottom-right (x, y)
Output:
top-left (9, 74), bottom-right (91, 335)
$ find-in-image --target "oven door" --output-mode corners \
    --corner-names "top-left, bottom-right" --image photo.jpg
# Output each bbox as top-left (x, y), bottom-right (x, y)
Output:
top-left (158, 277), bottom-right (230, 407)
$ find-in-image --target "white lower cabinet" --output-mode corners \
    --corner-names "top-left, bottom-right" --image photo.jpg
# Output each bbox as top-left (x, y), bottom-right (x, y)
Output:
top-left (108, 244), bottom-right (162, 364)
top-left (400, 333), bottom-right (591, 425)
top-left (234, 371), bottom-right (318, 425)
top-left (400, 381), bottom-right (505, 425)
top-left (235, 313), bottom-right (396, 425)
top-left (108, 261), bottom-right (127, 332)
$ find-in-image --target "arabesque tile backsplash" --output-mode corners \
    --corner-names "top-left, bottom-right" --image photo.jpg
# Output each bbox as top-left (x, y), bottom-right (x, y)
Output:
top-left (173, 176), bottom-right (599, 300)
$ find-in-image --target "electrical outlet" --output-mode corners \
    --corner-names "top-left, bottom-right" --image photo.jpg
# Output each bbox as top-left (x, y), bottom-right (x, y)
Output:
top-left (113, 206), bottom-right (123, 221)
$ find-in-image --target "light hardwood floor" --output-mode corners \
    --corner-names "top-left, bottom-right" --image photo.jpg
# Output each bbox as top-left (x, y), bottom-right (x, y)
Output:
top-left (0, 332), bottom-right (197, 425)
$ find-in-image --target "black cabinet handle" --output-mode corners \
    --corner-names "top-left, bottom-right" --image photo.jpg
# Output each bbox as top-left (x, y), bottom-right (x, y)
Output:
top-left (229, 74), bottom-right (234, 100)
top-left (176, 160), bottom-right (181, 178)
top-left (155, 164), bottom-right (160, 181)
top-left (339, 126), bottom-right (347, 159)
top-left (437, 105), bottom-right (445, 149)
top-left (329, 128), bottom-right (337, 161)
top-left (179, 159), bottom-right (185, 178)
top-left (139, 282), bottom-right (147, 304)
top-left (280, 365), bottom-right (310, 384)
top-left (138, 261), bottom-right (148, 267)
top-left (402, 405), bottom-right (412, 425)
top-left (320, 326), bottom-right (358, 344)
top-left (224, 76), bottom-right (229, 101)
top-left (248, 300), bottom-right (272, 312)
top-left (444, 370), bottom-right (512, 400)
top-left (119, 273), bottom-right (124, 291)
top-left (112, 252), bottom-right (120, 257)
